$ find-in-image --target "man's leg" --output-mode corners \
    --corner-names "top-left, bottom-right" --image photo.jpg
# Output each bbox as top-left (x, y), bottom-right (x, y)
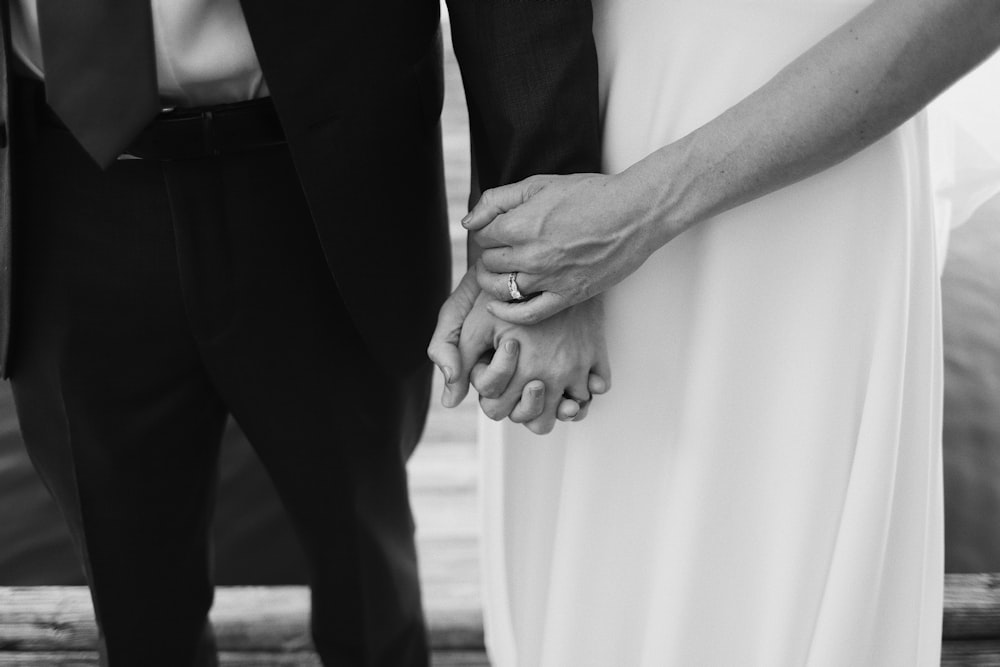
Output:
top-left (9, 105), bottom-right (227, 666)
top-left (160, 145), bottom-right (431, 667)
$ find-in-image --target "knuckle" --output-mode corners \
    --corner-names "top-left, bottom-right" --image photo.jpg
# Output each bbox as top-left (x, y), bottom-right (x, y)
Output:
top-left (477, 382), bottom-right (503, 399)
top-left (521, 407), bottom-right (542, 423)
top-left (521, 309), bottom-right (542, 325)
top-left (479, 398), bottom-right (505, 422)
top-left (527, 419), bottom-right (554, 435)
top-left (538, 246), bottom-right (558, 269)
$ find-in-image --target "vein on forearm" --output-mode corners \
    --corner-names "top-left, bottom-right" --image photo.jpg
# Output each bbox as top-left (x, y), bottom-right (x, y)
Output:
top-left (641, 0), bottom-right (1000, 238)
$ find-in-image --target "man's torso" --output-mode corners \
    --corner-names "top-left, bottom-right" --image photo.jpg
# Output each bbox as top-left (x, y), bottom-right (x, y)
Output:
top-left (10, 0), bottom-right (268, 107)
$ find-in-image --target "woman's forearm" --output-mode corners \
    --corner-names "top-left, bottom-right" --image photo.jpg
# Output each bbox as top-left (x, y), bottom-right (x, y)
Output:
top-left (634, 0), bottom-right (1000, 241)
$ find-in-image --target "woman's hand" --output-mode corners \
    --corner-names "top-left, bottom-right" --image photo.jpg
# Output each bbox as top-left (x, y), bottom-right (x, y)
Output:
top-left (464, 0), bottom-right (1000, 331)
top-left (462, 172), bottom-right (671, 325)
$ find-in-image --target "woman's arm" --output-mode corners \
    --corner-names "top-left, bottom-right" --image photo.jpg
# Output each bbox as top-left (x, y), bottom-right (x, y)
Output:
top-left (641, 0), bottom-right (1000, 238)
top-left (465, 0), bottom-right (1000, 324)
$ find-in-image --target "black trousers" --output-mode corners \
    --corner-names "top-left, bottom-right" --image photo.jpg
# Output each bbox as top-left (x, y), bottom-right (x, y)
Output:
top-left (9, 97), bottom-right (431, 667)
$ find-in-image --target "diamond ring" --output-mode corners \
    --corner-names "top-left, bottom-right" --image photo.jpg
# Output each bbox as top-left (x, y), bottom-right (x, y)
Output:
top-left (507, 272), bottom-right (525, 301)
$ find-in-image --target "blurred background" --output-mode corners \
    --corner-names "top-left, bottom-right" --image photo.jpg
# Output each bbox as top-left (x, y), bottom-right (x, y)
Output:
top-left (0, 19), bottom-right (998, 586)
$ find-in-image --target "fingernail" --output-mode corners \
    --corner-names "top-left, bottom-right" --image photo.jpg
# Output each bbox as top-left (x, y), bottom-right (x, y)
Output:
top-left (530, 384), bottom-right (543, 396)
top-left (443, 367), bottom-right (454, 384)
top-left (504, 339), bottom-right (518, 354)
top-left (460, 213), bottom-right (472, 227)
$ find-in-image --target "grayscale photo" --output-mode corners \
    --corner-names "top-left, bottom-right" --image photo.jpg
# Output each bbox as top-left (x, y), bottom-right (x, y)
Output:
top-left (0, 1), bottom-right (998, 665)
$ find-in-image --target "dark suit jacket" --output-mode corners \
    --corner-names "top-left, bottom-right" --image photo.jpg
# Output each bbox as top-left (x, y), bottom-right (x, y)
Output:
top-left (0, 0), bottom-right (601, 378)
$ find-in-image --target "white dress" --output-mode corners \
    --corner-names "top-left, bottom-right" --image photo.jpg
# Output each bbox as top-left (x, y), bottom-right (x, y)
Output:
top-left (481, 1), bottom-right (958, 665)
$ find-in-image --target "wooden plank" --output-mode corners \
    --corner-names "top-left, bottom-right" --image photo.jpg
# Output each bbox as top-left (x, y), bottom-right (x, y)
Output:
top-left (0, 586), bottom-right (482, 652)
top-left (944, 573), bottom-right (1000, 639)
top-left (6, 577), bottom-right (1000, 645)
top-left (432, 651), bottom-right (491, 666)
top-left (941, 640), bottom-right (1000, 665)
top-left (0, 651), bottom-right (487, 666)
top-left (3, 577), bottom-right (1000, 663)
top-left (0, 587), bottom-right (97, 651)
top-left (0, 653), bottom-right (97, 666)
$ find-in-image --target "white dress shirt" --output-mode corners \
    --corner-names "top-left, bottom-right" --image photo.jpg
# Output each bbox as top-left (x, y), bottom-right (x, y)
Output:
top-left (10, 0), bottom-right (269, 107)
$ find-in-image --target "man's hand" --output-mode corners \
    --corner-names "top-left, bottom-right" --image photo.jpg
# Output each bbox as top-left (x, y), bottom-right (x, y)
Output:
top-left (426, 267), bottom-right (481, 408)
top-left (457, 293), bottom-right (611, 435)
top-left (427, 267), bottom-right (610, 432)
top-left (462, 172), bottom-right (667, 325)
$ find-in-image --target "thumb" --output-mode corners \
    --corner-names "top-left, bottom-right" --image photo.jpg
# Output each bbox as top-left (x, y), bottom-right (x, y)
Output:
top-left (461, 178), bottom-right (544, 231)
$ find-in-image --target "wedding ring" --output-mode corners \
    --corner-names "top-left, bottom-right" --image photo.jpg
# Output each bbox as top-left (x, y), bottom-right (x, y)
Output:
top-left (507, 272), bottom-right (525, 301)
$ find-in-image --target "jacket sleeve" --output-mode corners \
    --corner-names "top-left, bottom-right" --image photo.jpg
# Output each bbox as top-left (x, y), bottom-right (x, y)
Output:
top-left (446, 0), bottom-right (602, 196)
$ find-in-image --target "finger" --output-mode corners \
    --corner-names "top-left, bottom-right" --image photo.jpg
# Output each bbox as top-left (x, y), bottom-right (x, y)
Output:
top-left (475, 260), bottom-right (510, 302)
top-left (470, 212), bottom-right (512, 250)
top-left (477, 245), bottom-right (531, 276)
top-left (426, 268), bottom-right (481, 386)
top-left (590, 354), bottom-right (612, 394)
top-left (427, 336), bottom-right (460, 386)
top-left (588, 374), bottom-right (610, 397)
top-left (556, 398), bottom-right (581, 421)
top-left (442, 373), bottom-right (471, 408)
top-left (558, 372), bottom-right (594, 422)
top-left (565, 377), bottom-right (592, 405)
top-left (478, 378), bottom-right (526, 422)
top-left (427, 314), bottom-right (465, 409)
top-left (446, 334), bottom-right (492, 409)
top-left (476, 263), bottom-right (543, 303)
top-left (488, 291), bottom-right (569, 325)
top-left (461, 181), bottom-right (535, 231)
top-left (524, 389), bottom-right (561, 435)
top-left (509, 381), bottom-right (546, 423)
top-left (426, 304), bottom-right (464, 384)
top-left (470, 339), bottom-right (519, 399)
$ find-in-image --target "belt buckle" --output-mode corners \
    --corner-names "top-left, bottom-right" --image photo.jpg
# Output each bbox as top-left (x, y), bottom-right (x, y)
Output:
top-left (117, 106), bottom-right (177, 161)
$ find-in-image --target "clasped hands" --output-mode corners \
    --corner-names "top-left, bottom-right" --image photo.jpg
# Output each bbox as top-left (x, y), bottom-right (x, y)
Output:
top-left (428, 171), bottom-right (662, 432)
top-left (427, 263), bottom-right (610, 434)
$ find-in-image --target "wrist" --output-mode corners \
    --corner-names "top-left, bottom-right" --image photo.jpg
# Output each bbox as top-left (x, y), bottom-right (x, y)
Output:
top-left (620, 133), bottom-right (720, 250)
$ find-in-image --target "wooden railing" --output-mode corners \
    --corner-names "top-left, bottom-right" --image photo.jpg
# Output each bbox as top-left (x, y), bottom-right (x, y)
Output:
top-left (0, 574), bottom-right (997, 665)
top-left (0, 585), bottom-right (483, 666)
top-left (941, 573), bottom-right (1000, 664)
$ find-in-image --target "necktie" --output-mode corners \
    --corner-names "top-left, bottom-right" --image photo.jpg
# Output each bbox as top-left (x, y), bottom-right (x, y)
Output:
top-left (37, 0), bottom-right (160, 168)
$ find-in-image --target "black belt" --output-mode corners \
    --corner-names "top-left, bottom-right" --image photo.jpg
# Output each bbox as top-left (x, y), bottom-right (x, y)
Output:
top-left (37, 87), bottom-right (287, 161)
top-left (124, 98), bottom-right (286, 161)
